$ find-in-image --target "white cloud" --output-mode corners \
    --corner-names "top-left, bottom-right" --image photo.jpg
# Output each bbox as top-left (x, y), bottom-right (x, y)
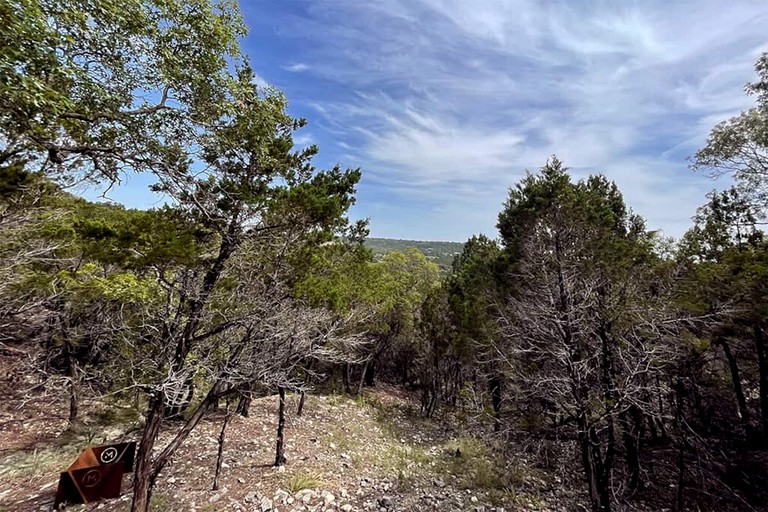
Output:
top-left (292, 132), bottom-right (314, 147)
top-left (284, 63), bottom-right (310, 72)
top-left (276, 0), bottom-right (768, 240)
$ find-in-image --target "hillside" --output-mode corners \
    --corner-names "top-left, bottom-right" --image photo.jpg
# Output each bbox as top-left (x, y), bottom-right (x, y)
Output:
top-left (0, 348), bottom-right (577, 512)
top-left (364, 238), bottom-right (464, 270)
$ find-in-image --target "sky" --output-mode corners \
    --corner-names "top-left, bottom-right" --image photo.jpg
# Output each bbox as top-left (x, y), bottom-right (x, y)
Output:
top-left (92, 1), bottom-right (768, 242)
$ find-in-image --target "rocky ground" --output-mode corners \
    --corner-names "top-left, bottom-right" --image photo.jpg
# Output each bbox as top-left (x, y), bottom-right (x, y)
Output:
top-left (0, 347), bottom-right (590, 512)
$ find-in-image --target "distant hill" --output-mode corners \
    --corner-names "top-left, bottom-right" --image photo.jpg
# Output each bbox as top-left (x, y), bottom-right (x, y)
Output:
top-left (364, 237), bottom-right (464, 270)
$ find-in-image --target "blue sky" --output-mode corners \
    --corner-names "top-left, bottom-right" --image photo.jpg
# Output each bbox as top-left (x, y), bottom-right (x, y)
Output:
top-left (92, 1), bottom-right (768, 242)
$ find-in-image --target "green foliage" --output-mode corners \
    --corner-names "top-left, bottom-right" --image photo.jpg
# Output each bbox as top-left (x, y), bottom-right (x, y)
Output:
top-left (294, 241), bottom-right (375, 311)
top-left (56, 265), bottom-right (162, 304)
top-left (365, 238), bottom-right (464, 270)
top-left (447, 234), bottom-right (502, 356)
top-left (1, 0), bottom-right (245, 183)
top-left (692, 51), bottom-right (768, 211)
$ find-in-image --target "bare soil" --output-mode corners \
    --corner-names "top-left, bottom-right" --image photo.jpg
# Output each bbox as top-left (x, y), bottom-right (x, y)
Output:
top-left (0, 349), bottom-right (581, 512)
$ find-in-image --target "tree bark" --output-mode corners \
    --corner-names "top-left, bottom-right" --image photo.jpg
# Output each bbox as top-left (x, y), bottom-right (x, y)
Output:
top-left (132, 385), bottom-right (222, 512)
top-left (620, 406), bottom-right (643, 491)
top-left (363, 361), bottom-right (376, 387)
top-left (342, 363), bottom-right (351, 394)
top-left (297, 362), bottom-right (312, 416)
top-left (673, 378), bottom-right (687, 512)
top-left (236, 389), bottom-right (252, 417)
top-left (357, 361), bottom-right (368, 395)
top-left (274, 386), bottom-right (287, 466)
top-left (131, 393), bottom-right (166, 512)
top-left (212, 399), bottom-right (231, 491)
top-left (489, 375), bottom-right (502, 432)
top-left (66, 342), bottom-right (78, 424)
top-left (579, 423), bottom-right (602, 512)
top-left (717, 338), bottom-right (750, 428)
top-left (172, 233), bottom-right (237, 374)
top-left (753, 323), bottom-right (768, 436)
top-left (578, 415), bottom-right (614, 512)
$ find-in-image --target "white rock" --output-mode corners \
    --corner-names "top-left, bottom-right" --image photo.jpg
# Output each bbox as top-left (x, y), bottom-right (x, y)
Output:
top-left (275, 489), bottom-right (291, 504)
top-left (321, 490), bottom-right (335, 504)
top-left (297, 489), bottom-right (317, 504)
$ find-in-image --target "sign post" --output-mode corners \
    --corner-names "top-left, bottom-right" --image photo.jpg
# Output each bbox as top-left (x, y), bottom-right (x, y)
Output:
top-left (54, 441), bottom-right (136, 509)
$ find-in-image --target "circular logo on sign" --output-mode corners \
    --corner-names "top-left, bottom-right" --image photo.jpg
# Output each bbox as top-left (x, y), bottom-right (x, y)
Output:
top-left (100, 447), bottom-right (119, 464)
top-left (82, 469), bottom-right (102, 488)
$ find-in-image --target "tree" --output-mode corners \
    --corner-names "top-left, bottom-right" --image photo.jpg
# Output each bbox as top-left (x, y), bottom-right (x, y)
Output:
top-left (0, 180), bottom-right (184, 425)
top-left (1, 0), bottom-right (245, 184)
top-left (118, 67), bottom-right (362, 510)
top-left (446, 235), bottom-right (504, 428)
top-left (678, 188), bottom-right (768, 439)
top-left (417, 286), bottom-right (459, 417)
top-left (496, 159), bottom-right (673, 511)
top-left (692, 52), bottom-right (768, 212)
top-left (362, 249), bottom-right (440, 388)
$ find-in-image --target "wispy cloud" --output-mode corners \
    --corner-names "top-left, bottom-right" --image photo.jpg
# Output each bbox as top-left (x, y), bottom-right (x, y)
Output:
top-left (241, 0), bottom-right (768, 240)
top-left (292, 132), bottom-right (314, 148)
top-left (284, 62), bottom-right (310, 72)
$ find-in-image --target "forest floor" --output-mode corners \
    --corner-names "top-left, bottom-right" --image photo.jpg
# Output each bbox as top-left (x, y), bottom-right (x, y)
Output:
top-left (0, 343), bottom-right (594, 512)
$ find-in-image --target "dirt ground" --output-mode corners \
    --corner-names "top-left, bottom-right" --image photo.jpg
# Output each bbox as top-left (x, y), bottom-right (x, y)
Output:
top-left (0, 348), bottom-right (578, 512)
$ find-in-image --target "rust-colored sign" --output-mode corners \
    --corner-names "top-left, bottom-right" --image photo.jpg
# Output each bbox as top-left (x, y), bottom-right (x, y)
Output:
top-left (54, 441), bottom-right (136, 509)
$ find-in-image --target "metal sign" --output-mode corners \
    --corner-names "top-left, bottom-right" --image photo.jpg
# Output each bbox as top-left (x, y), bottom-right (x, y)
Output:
top-left (54, 442), bottom-right (136, 509)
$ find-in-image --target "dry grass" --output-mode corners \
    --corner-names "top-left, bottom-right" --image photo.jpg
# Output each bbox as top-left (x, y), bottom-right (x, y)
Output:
top-left (0, 445), bottom-right (79, 482)
top-left (287, 472), bottom-right (325, 493)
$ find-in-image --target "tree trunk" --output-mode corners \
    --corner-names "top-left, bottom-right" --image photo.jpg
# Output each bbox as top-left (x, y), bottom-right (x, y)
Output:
top-left (594, 423), bottom-right (614, 512)
top-left (212, 400), bottom-right (231, 491)
top-left (579, 424), bottom-right (602, 512)
top-left (132, 386), bottom-right (221, 512)
top-left (342, 364), bottom-right (351, 394)
top-left (131, 393), bottom-right (166, 512)
top-left (675, 441), bottom-right (686, 512)
top-left (578, 417), bottom-right (613, 512)
top-left (364, 361), bottom-right (376, 387)
top-left (421, 377), bottom-right (438, 418)
top-left (620, 406), bottom-right (643, 491)
top-left (718, 338), bottom-right (750, 428)
top-left (753, 323), bottom-right (768, 436)
top-left (274, 387), bottom-right (287, 466)
top-left (66, 343), bottom-right (78, 424)
top-left (490, 375), bottom-right (502, 432)
top-left (673, 379), bottom-right (687, 512)
top-left (131, 232), bottom-right (237, 512)
top-left (297, 391), bottom-right (306, 417)
top-left (357, 361), bottom-right (368, 395)
top-left (297, 363), bottom-right (312, 416)
top-left (236, 389), bottom-right (252, 417)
